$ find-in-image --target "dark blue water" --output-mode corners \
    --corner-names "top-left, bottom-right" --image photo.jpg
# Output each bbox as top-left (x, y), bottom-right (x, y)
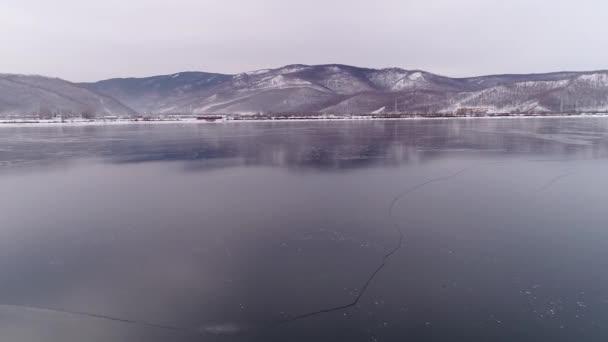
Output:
top-left (2, 118), bottom-right (608, 341)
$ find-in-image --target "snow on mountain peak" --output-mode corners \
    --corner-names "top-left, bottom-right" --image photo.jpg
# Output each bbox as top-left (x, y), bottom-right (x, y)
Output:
top-left (408, 72), bottom-right (423, 81)
top-left (577, 73), bottom-right (608, 86)
top-left (246, 69), bottom-right (271, 76)
top-left (278, 65), bottom-right (310, 74)
top-left (327, 66), bottom-right (343, 73)
top-left (391, 74), bottom-right (428, 91)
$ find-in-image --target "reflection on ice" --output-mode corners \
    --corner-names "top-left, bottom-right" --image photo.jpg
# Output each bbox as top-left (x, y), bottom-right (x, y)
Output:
top-left (2, 118), bottom-right (608, 342)
top-left (2, 118), bottom-right (608, 173)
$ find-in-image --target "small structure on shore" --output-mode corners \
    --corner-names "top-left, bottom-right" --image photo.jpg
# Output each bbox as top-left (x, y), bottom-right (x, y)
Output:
top-left (456, 107), bottom-right (494, 116)
top-left (197, 115), bottom-right (224, 122)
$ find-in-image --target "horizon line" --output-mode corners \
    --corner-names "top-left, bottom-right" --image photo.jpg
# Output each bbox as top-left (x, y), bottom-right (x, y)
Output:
top-left (3, 63), bottom-right (608, 83)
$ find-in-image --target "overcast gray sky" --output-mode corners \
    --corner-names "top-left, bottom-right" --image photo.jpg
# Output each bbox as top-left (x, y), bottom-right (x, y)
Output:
top-left (1, 0), bottom-right (607, 81)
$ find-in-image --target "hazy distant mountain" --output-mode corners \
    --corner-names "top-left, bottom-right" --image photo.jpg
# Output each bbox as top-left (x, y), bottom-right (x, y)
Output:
top-left (0, 74), bottom-right (134, 118)
top-left (82, 72), bottom-right (233, 114)
top-left (3, 65), bottom-right (608, 118)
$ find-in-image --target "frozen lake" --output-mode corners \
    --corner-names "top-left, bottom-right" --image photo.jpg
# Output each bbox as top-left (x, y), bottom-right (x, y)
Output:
top-left (2, 118), bottom-right (608, 341)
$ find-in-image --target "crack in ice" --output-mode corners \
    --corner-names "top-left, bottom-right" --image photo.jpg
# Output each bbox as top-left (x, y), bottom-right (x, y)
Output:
top-left (1, 159), bottom-right (579, 337)
top-left (0, 304), bottom-right (191, 333)
top-left (276, 166), bottom-right (470, 325)
top-left (537, 172), bottom-right (573, 192)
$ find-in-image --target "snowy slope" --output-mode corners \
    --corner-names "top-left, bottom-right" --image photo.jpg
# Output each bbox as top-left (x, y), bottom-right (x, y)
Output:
top-left (5, 65), bottom-right (608, 116)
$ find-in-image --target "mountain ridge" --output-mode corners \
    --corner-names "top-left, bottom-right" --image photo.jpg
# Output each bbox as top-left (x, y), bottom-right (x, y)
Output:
top-left (3, 64), bottom-right (608, 117)
top-left (0, 73), bottom-right (135, 118)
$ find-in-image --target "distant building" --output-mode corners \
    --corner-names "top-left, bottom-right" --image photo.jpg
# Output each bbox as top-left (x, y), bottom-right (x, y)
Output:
top-left (455, 107), bottom-right (494, 116)
top-left (197, 115), bottom-right (224, 122)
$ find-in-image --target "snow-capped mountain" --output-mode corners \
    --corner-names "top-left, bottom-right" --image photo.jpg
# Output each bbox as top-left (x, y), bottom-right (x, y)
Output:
top-left (82, 65), bottom-right (608, 115)
top-left (0, 74), bottom-right (134, 118)
top-left (3, 65), bottom-right (608, 117)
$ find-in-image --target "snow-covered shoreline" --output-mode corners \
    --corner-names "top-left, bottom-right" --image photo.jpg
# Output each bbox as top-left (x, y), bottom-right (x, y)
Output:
top-left (2, 114), bottom-right (608, 128)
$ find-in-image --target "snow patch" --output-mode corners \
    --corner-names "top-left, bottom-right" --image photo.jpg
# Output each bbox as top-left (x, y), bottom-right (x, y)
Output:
top-left (577, 73), bottom-right (608, 86)
top-left (278, 65), bottom-right (310, 74)
top-left (408, 72), bottom-right (423, 81)
top-left (514, 80), bottom-right (570, 88)
top-left (371, 106), bottom-right (386, 114)
top-left (251, 75), bottom-right (321, 91)
top-left (368, 69), bottom-right (409, 89)
top-left (245, 69), bottom-right (271, 76)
